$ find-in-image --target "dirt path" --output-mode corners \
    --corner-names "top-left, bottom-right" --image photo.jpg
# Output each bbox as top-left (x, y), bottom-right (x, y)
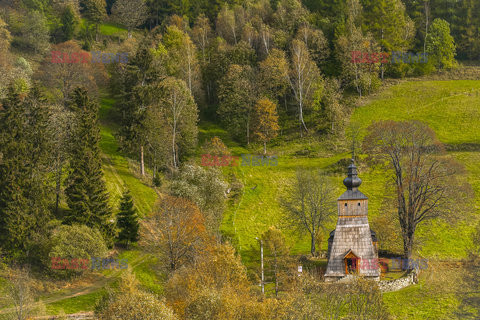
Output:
top-left (0, 254), bottom-right (149, 316)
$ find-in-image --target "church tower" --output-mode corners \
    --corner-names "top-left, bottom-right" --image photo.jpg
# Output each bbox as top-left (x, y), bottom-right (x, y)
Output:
top-left (324, 159), bottom-right (379, 281)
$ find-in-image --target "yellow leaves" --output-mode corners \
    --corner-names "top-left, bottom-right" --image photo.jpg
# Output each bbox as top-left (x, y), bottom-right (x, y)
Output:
top-left (252, 98), bottom-right (280, 143)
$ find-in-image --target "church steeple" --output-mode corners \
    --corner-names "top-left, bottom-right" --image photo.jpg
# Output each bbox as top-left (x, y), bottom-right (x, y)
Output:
top-left (343, 159), bottom-right (362, 191)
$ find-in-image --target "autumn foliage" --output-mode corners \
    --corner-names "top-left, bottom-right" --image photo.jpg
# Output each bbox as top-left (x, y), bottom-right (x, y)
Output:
top-left (140, 195), bottom-right (208, 271)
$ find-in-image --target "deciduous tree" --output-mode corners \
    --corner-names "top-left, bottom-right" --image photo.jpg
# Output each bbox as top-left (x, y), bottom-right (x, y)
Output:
top-left (282, 169), bottom-right (337, 256)
top-left (144, 77), bottom-right (198, 169)
top-left (217, 64), bottom-right (256, 144)
top-left (363, 120), bottom-right (469, 259)
top-left (426, 18), bottom-right (457, 70)
top-left (111, 0), bottom-right (148, 38)
top-left (251, 98), bottom-right (279, 154)
top-left (168, 164), bottom-right (227, 235)
top-left (287, 39), bottom-right (321, 136)
top-left (141, 196), bottom-right (207, 272)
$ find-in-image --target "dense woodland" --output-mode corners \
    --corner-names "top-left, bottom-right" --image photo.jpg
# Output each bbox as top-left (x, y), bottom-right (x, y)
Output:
top-left (0, 0), bottom-right (479, 319)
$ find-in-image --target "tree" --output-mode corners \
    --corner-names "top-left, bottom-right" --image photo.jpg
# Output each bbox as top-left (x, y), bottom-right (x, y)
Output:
top-left (191, 14), bottom-right (212, 63)
top-left (34, 41), bottom-right (104, 104)
top-left (96, 271), bottom-right (177, 320)
top-left (18, 10), bottom-right (50, 54)
top-left (64, 88), bottom-right (114, 246)
top-left (3, 268), bottom-right (37, 320)
top-left (80, 0), bottom-right (107, 41)
top-left (217, 64), bottom-right (256, 144)
top-left (287, 39), bottom-right (321, 137)
top-left (314, 78), bottom-right (345, 134)
top-left (48, 224), bottom-right (108, 278)
top-left (295, 23), bottom-right (329, 67)
top-left (282, 169), bottom-right (337, 256)
top-left (454, 0), bottom-right (480, 60)
top-left (0, 17), bottom-right (11, 53)
top-left (272, 0), bottom-right (308, 36)
top-left (426, 18), bottom-right (457, 70)
top-left (144, 77), bottom-right (198, 169)
top-left (201, 136), bottom-right (230, 157)
top-left (60, 5), bottom-right (77, 41)
top-left (47, 104), bottom-right (75, 216)
top-left (161, 26), bottom-right (202, 99)
top-left (0, 87), bottom-right (52, 261)
top-left (141, 196), bottom-right (207, 272)
top-left (111, 0), bottom-right (148, 38)
top-left (169, 164), bottom-right (227, 235)
top-left (165, 242), bottom-right (266, 319)
top-left (216, 5), bottom-right (243, 45)
top-left (285, 276), bottom-right (390, 319)
top-left (115, 44), bottom-right (160, 176)
top-left (336, 0), bottom-right (380, 97)
top-left (259, 49), bottom-right (289, 106)
top-left (363, 120), bottom-right (468, 259)
top-left (361, 0), bottom-right (414, 79)
top-left (261, 227), bottom-right (292, 297)
top-left (251, 98), bottom-right (279, 155)
top-left (117, 189), bottom-right (140, 248)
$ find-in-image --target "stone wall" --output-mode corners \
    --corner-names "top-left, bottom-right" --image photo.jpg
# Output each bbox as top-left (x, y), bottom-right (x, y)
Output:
top-left (378, 269), bottom-right (419, 293)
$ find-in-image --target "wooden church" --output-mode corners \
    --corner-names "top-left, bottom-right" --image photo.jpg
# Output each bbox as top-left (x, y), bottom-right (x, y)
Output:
top-left (324, 159), bottom-right (380, 281)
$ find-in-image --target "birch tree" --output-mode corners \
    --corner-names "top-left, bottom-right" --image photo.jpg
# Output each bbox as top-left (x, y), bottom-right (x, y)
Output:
top-left (145, 78), bottom-right (198, 169)
top-left (287, 39), bottom-right (320, 137)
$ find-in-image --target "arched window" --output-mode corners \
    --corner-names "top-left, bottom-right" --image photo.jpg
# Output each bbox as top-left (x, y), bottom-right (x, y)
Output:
top-left (358, 202), bottom-right (361, 206)
top-left (345, 203), bottom-right (347, 207)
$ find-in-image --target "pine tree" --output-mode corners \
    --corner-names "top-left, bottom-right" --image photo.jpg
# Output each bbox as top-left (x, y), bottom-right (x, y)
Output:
top-left (0, 86), bottom-right (52, 260)
top-left (64, 88), bottom-right (114, 246)
top-left (117, 189), bottom-right (139, 248)
top-left (80, 0), bottom-right (107, 41)
top-left (61, 5), bottom-right (77, 41)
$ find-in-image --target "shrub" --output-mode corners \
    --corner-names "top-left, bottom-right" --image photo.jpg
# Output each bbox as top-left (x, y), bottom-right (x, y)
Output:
top-left (47, 224), bottom-right (108, 278)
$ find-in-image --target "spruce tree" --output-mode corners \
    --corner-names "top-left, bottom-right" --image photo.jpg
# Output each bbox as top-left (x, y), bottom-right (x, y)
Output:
top-left (0, 86), bottom-right (52, 261)
top-left (117, 189), bottom-right (139, 248)
top-left (64, 88), bottom-right (114, 246)
top-left (61, 5), bottom-right (76, 41)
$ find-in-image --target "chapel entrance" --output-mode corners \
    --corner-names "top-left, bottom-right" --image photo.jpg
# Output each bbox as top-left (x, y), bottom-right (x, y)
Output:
top-left (344, 250), bottom-right (359, 274)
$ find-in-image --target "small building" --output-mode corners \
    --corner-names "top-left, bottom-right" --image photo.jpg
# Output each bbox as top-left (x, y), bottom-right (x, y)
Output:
top-left (324, 159), bottom-right (380, 281)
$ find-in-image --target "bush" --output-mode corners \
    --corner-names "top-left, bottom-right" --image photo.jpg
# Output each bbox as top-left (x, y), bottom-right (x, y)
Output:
top-left (47, 224), bottom-right (108, 278)
top-left (96, 290), bottom-right (177, 320)
top-left (96, 271), bottom-right (177, 320)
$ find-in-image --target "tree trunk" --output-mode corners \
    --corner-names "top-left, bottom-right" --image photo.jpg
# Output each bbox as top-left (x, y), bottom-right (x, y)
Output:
top-left (310, 233), bottom-right (316, 256)
top-left (403, 231), bottom-right (414, 260)
top-left (140, 145), bottom-right (145, 176)
top-left (424, 1), bottom-right (430, 55)
top-left (246, 118), bottom-right (250, 145)
top-left (263, 141), bottom-right (267, 155)
top-left (274, 251), bottom-right (278, 297)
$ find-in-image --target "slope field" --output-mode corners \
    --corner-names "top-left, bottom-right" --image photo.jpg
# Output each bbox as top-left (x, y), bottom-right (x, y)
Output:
top-left (217, 80), bottom-right (480, 319)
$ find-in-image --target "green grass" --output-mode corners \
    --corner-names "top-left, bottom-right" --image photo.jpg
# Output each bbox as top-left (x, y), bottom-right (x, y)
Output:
top-left (351, 81), bottom-right (480, 145)
top-left (98, 95), bottom-right (157, 216)
top-left (45, 290), bottom-right (105, 315)
top-left (212, 79), bottom-right (480, 318)
top-left (99, 23), bottom-right (127, 36)
top-left (34, 93), bottom-right (160, 315)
